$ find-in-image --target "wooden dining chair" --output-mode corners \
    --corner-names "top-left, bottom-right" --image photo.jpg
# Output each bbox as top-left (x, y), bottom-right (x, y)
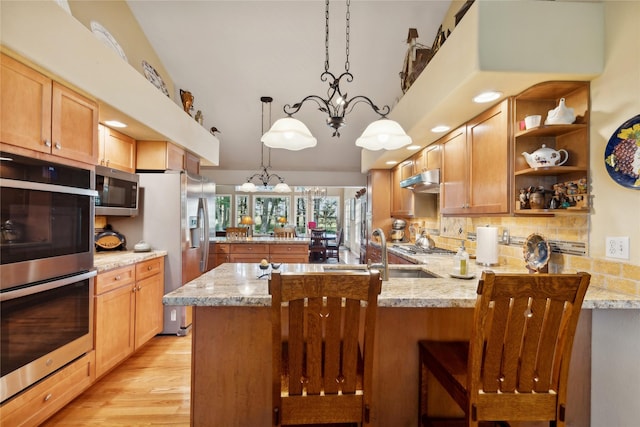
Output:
top-left (274, 227), bottom-right (296, 238)
top-left (269, 270), bottom-right (382, 426)
top-left (308, 229), bottom-right (327, 262)
top-left (326, 228), bottom-right (343, 262)
top-left (418, 271), bottom-right (591, 427)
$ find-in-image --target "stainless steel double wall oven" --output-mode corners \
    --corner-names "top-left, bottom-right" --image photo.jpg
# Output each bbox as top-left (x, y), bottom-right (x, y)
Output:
top-left (0, 151), bottom-right (96, 403)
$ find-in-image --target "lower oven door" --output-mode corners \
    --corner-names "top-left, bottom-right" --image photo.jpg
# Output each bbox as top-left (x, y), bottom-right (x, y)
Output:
top-left (0, 270), bottom-right (96, 403)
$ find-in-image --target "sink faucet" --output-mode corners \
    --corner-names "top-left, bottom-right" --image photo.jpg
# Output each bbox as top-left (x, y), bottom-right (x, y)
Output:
top-left (368, 228), bottom-right (388, 281)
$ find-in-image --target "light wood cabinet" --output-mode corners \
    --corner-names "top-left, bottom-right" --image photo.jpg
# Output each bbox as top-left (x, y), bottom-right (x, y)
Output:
top-left (212, 243), bottom-right (230, 268)
top-left (391, 160), bottom-right (415, 217)
top-left (0, 351), bottom-right (95, 427)
top-left (269, 244), bottom-right (308, 263)
top-left (0, 54), bottom-right (99, 165)
top-left (229, 243), bottom-right (269, 263)
top-left (441, 99), bottom-right (511, 215)
top-left (363, 170), bottom-right (393, 263)
top-left (136, 140), bottom-right (185, 171)
top-left (512, 81), bottom-right (590, 214)
top-left (98, 124), bottom-right (136, 172)
top-left (94, 257), bottom-right (164, 379)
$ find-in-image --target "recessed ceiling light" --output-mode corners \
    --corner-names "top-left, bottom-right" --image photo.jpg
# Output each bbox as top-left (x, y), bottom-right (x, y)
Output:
top-left (385, 160), bottom-right (398, 165)
top-left (104, 120), bottom-right (127, 128)
top-left (473, 91), bottom-right (502, 103)
top-left (406, 145), bottom-right (421, 151)
top-left (431, 125), bottom-right (450, 133)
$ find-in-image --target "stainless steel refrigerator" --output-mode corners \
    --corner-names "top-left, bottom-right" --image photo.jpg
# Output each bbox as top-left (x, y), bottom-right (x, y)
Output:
top-left (138, 171), bottom-right (215, 335)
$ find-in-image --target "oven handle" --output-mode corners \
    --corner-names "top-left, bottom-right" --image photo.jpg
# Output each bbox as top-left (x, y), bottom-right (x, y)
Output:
top-left (0, 270), bottom-right (97, 302)
top-left (0, 178), bottom-right (98, 197)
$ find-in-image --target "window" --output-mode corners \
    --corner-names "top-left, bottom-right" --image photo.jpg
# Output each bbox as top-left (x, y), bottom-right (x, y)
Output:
top-left (235, 195), bottom-right (249, 226)
top-left (311, 196), bottom-right (338, 232)
top-left (253, 196), bottom-right (291, 235)
top-left (214, 195), bottom-right (231, 231)
top-left (294, 196), bottom-right (307, 235)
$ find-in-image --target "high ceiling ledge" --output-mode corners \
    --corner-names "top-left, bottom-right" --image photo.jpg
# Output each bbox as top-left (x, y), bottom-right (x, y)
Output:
top-left (362, 0), bottom-right (604, 172)
top-left (1, 0), bottom-right (219, 166)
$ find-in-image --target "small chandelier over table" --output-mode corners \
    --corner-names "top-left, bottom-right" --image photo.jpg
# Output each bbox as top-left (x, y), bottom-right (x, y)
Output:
top-left (261, 0), bottom-right (412, 152)
top-left (239, 97), bottom-right (291, 193)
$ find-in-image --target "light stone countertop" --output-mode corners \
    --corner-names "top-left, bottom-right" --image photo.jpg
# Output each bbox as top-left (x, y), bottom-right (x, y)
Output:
top-left (163, 261), bottom-right (640, 310)
top-left (93, 250), bottom-right (167, 273)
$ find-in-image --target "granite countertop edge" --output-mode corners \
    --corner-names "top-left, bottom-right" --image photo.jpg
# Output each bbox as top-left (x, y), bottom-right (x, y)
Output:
top-left (93, 250), bottom-right (168, 273)
top-left (162, 263), bottom-right (640, 310)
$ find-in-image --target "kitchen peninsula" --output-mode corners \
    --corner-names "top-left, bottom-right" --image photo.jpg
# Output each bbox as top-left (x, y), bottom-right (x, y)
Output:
top-left (164, 261), bottom-right (640, 427)
top-left (210, 236), bottom-right (310, 267)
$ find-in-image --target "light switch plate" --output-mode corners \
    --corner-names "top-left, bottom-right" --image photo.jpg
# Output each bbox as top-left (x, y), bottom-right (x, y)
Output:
top-left (606, 236), bottom-right (630, 260)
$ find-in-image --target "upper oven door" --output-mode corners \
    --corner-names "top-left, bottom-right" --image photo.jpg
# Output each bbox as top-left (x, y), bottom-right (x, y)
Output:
top-left (0, 152), bottom-right (97, 288)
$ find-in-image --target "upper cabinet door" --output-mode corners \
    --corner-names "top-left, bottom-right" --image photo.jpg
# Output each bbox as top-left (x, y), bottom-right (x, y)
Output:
top-left (440, 126), bottom-right (468, 214)
top-left (466, 99), bottom-right (511, 214)
top-left (0, 54), bottom-right (52, 153)
top-left (51, 82), bottom-right (99, 165)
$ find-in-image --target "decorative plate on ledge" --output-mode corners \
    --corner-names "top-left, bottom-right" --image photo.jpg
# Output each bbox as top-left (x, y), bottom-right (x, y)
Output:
top-left (142, 60), bottom-right (171, 98)
top-left (90, 21), bottom-right (128, 63)
top-left (604, 114), bottom-right (640, 190)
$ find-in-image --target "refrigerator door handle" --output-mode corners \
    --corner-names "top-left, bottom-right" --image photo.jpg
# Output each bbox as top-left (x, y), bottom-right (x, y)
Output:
top-left (198, 197), bottom-right (210, 273)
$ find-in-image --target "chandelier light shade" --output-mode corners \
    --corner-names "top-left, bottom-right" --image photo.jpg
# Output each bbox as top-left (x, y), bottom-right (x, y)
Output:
top-left (238, 97), bottom-right (291, 192)
top-left (268, 0), bottom-right (411, 151)
top-left (261, 117), bottom-right (317, 150)
top-left (355, 119), bottom-right (412, 151)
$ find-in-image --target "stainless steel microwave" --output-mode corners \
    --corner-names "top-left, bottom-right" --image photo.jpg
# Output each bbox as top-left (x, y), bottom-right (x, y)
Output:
top-left (95, 165), bottom-right (139, 216)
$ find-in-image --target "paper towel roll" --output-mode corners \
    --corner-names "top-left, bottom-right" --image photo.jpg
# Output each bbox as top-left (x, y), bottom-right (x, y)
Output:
top-left (476, 226), bottom-right (498, 265)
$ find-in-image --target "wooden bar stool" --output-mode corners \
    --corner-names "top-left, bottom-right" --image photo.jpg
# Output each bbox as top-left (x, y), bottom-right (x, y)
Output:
top-left (418, 271), bottom-right (591, 427)
top-left (269, 270), bottom-right (382, 426)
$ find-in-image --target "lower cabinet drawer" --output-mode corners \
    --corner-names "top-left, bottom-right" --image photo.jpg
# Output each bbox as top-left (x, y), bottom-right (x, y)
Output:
top-left (0, 351), bottom-right (95, 427)
top-left (95, 265), bottom-right (135, 294)
top-left (269, 244), bottom-right (308, 255)
top-left (229, 244), bottom-right (269, 254)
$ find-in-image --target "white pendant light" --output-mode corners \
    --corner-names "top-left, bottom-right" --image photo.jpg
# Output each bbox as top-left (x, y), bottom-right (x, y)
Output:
top-left (262, 117), bottom-right (317, 151)
top-left (238, 97), bottom-right (292, 192)
top-left (355, 119), bottom-right (412, 151)
top-left (273, 182), bottom-right (292, 193)
top-left (239, 182), bottom-right (257, 192)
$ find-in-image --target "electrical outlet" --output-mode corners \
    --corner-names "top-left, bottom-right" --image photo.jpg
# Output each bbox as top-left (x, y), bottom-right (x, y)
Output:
top-left (606, 237), bottom-right (630, 260)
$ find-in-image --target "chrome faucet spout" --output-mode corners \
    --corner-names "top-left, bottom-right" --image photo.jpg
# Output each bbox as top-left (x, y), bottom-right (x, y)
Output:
top-left (368, 228), bottom-right (388, 281)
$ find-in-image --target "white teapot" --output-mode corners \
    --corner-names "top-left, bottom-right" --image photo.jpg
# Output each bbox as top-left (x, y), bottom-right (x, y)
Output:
top-left (522, 144), bottom-right (569, 168)
top-left (545, 98), bottom-right (575, 125)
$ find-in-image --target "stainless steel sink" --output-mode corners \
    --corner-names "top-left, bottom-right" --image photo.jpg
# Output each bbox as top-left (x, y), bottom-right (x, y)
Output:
top-left (323, 266), bottom-right (438, 278)
top-left (386, 269), bottom-right (438, 279)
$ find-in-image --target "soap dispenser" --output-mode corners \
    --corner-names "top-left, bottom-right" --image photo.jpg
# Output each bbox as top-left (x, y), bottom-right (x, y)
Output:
top-left (453, 241), bottom-right (470, 276)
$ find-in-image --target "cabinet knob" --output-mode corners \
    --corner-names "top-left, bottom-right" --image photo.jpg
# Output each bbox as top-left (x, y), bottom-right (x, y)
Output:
top-left (147, 266), bottom-right (152, 271)
top-left (44, 393), bottom-right (53, 402)
top-left (106, 159), bottom-right (110, 166)
top-left (54, 142), bottom-right (61, 150)
top-left (115, 275), bottom-right (121, 281)
top-left (44, 139), bottom-right (51, 147)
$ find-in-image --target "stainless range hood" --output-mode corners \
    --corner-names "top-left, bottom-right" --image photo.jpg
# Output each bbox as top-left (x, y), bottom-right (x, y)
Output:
top-left (400, 169), bottom-right (440, 193)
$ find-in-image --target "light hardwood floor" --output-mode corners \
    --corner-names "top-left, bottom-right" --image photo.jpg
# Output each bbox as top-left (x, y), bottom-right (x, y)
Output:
top-left (43, 249), bottom-right (359, 426)
top-left (43, 335), bottom-right (192, 426)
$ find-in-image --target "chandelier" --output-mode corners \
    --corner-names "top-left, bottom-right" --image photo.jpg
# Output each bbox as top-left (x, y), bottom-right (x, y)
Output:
top-left (261, 0), bottom-right (412, 151)
top-left (303, 187), bottom-right (327, 198)
top-left (239, 97), bottom-right (291, 193)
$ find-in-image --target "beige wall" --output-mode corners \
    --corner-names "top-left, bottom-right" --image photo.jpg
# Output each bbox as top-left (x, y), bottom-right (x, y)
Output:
top-left (415, 1), bottom-right (640, 297)
top-left (69, 0), bottom-right (176, 101)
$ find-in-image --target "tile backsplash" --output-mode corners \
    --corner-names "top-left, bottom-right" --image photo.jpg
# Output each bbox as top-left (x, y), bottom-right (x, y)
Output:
top-left (413, 214), bottom-right (639, 297)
